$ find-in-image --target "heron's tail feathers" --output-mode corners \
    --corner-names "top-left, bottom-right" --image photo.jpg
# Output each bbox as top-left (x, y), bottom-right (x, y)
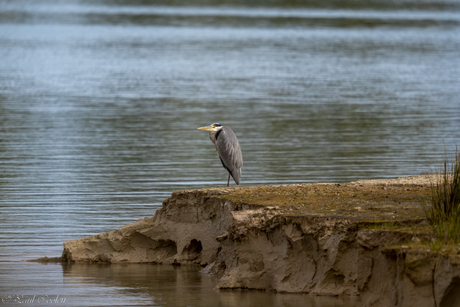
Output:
top-left (231, 168), bottom-right (241, 185)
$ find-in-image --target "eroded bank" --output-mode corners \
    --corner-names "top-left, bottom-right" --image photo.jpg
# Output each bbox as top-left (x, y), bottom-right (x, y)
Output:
top-left (61, 176), bottom-right (460, 307)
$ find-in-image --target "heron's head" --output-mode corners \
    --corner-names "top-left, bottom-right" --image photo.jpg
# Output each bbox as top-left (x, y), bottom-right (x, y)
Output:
top-left (197, 123), bottom-right (223, 132)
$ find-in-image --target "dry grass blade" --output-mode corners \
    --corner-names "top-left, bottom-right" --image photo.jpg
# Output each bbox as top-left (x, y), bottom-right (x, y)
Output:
top-left (425, 144), bottom-right (460, 244)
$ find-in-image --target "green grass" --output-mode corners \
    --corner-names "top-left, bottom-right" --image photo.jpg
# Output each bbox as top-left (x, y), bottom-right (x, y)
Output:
top-left (428, 239), bottom-right (445, 252)
top-left (425, 144), bottom-right (460, 244)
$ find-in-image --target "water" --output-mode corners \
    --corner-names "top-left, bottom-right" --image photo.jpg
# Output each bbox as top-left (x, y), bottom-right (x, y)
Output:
top-left (0, 0), bottom-right (459, 305)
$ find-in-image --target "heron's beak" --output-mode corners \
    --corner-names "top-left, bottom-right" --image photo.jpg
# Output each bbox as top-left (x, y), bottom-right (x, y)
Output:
top-left (197, 126), bottom-right (213, 131)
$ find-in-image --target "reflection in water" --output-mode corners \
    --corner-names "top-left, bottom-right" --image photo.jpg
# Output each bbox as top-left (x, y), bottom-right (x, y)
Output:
top-left (60, 263), bottom-right (360, 307)
top-left (0, 0), bottom-right (459, 306)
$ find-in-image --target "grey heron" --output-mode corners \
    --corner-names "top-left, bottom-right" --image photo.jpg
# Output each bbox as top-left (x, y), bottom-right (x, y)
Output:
top-left (198, 123), bottom-right (243, 186)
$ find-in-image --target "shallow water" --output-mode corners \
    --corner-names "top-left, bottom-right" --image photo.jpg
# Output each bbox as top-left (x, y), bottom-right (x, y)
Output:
top-left (0, 0), bottom-right (459, 306)
top-left (1, 262), bottom-right (361, 306)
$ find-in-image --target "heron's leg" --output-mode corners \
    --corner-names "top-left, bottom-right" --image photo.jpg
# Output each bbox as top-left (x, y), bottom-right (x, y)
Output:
top-left (227, 174), bottom-right (230, 187)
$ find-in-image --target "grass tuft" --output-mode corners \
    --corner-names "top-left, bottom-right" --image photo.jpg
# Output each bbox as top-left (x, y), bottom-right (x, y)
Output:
top-left (424, 144), bottom-right (460, 244)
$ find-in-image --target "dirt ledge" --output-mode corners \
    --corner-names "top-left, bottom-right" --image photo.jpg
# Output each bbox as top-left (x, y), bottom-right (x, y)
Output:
top-left (60, 175), bottom-right (460, 307)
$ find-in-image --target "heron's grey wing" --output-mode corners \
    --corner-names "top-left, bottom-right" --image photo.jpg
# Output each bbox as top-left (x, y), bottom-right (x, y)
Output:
top-left (215, 126), bottom-right (243, 184)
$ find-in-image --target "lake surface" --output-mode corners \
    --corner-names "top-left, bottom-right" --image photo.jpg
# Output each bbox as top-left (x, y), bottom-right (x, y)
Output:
top-left (0, 0), bottom-right (459, 306)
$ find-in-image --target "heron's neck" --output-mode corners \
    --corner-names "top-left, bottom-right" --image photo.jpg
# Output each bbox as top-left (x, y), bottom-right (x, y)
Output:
top-left (209, 131), bottom-right (217, 145)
